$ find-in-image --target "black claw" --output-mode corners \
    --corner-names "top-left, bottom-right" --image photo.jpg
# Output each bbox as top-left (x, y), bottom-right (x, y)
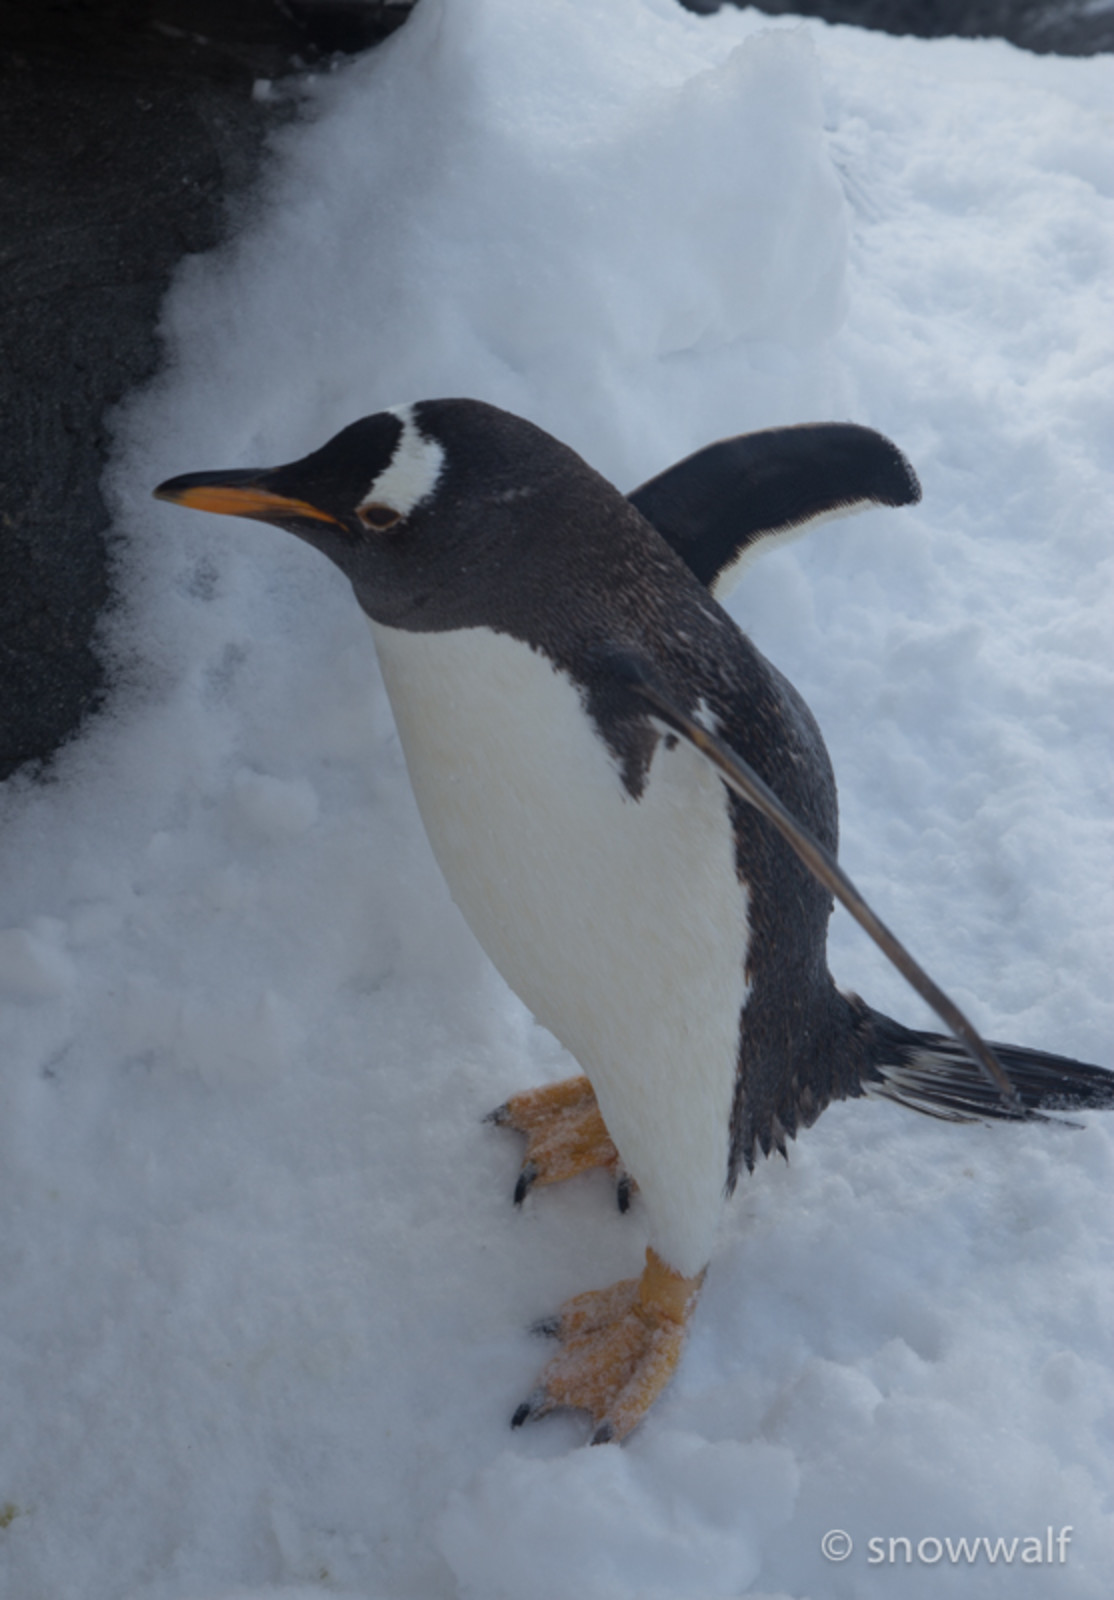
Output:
top-left (513, 1161), bottom-right (539, 1206)
top-left (511, 1387), bottom-right (549, 1429)
top-left (484, 1101), bottom-right (511, 1126)
top-left (529, 1314), bottom-right (562, 1339)
top-left (616, 1173), bottom-right (633, 1213)
top-left (590, 1421), bottom-right (616, 1446)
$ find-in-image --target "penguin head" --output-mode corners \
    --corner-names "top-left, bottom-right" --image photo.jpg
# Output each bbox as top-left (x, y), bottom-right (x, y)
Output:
top-left (155, 400), bottom-right (607, 630)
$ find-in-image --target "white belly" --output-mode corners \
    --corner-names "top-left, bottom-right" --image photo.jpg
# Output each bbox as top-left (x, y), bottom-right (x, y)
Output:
top-left (372, 621), bottom-right (750, 1276)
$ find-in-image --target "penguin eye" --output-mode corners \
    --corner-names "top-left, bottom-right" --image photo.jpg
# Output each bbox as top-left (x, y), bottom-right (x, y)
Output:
top-left (357, 502), bottom-right (403, 533)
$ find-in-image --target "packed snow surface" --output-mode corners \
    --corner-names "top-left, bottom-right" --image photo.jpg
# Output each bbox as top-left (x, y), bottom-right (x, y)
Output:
top-left (2, 1), bottom-right (1112, 1596)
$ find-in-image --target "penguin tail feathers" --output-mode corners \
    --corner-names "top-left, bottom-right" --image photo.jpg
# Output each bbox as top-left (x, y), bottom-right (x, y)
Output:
top-left (858, 1007), bottom-right (1114, 1126)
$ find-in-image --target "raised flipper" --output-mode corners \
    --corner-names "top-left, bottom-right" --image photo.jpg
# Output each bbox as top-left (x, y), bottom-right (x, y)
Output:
top-left (628, 423), bottom-right (921, 599)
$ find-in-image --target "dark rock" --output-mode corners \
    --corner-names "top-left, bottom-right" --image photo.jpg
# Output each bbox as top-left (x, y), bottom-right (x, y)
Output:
top-left (689, 1), bottom-right (1114, 56)
top-left (0, 0), bottom-right (413, 781)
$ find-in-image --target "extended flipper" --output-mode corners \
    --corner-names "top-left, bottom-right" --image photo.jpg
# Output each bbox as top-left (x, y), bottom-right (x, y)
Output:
top-left (628, 423), bottom-right (921, 599)
top-left (600, 651), bottom-right (1020, 1110)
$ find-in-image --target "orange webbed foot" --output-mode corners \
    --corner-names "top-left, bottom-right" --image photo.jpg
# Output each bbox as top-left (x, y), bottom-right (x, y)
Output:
top-left (513, 1248), bottom-right (705, 1444)
top-left (486, 1074), bottom-right (636, 1210)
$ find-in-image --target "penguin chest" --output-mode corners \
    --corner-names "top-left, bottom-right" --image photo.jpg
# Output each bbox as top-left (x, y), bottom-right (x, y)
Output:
top-left (371, 621), bottom-right (751, 1274)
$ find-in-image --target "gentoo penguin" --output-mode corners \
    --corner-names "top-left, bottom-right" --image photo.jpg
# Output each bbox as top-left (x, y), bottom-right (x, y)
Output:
top-left (155, 399), bottom-right (1114, 1444)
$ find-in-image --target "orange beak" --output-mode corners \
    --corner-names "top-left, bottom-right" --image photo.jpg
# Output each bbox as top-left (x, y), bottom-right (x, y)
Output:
top-left (153, 472), bottom-right (342, 528)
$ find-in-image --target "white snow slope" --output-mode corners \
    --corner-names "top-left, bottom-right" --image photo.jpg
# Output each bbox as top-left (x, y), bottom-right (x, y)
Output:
top-left (1, 2), bottom-right (1111, 1597)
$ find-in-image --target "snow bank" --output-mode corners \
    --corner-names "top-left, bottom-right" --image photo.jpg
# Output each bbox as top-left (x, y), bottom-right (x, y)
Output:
top-left (437, 1432), bottom-right (797, 1600)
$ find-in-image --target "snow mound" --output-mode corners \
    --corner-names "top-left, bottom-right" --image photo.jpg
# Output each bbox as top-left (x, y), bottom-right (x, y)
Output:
top-left (436, 1431), bottom-right (797, 1600)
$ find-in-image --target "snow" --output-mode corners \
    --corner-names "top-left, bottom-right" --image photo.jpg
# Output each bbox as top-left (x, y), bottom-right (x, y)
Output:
top-left (1, 0), bottom-right (1111, 1596)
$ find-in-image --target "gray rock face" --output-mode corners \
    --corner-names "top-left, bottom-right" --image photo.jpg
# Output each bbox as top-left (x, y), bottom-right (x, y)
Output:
top-left (0, 1), bottom-right (409, 781)
top-left (706, 1), bottom-right (1114, 55)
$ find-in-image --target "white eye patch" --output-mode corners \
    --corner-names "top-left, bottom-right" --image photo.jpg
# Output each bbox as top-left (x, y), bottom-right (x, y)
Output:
top-left (358, 404), bottom-right (445, 518)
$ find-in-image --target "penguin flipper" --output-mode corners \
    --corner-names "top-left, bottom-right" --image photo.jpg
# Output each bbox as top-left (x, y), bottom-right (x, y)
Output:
top-left (627, 423), bottom-right (921, 599)
top-left (599, 651), bottom-right (1018, 1110)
